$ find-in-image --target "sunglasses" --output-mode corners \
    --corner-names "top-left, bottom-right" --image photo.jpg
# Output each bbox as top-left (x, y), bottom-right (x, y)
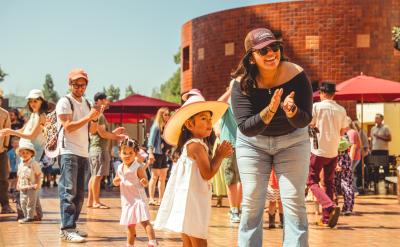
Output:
top-left (254, 43), bottom-right (281, 56)
top-left (71, 83), bottom-right (87, 89)
top-left (120, 138), bottom-right (139, 151)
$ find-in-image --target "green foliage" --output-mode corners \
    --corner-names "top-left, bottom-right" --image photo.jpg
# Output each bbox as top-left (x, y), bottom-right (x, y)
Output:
top-left (174, 50), bottom-right (181, 64)
top-left (0, 65), bottom-right (8, 82)
top-left (42, 74), bottom-right (60, 102)
top-left (125, 85), bottom-right (135, 97)
top-left (152, 50), bottom-right (181, 103)
top-left (392, 26), bottom-right (400, 42)
top-left (151, 87), bottom-right (161, 99)
top-left (104, 85), bottom-right (120, 102)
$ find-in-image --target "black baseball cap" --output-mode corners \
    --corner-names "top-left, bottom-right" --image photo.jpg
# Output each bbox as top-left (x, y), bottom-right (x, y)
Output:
top-left (319, 82), bottom-right (337, 93)
top-left (94, 92), bottom-right (107, 102)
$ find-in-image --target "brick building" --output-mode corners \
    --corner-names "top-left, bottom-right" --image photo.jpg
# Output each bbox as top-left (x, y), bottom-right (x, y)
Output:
top-left (180, 0), bottom-right (400, 118)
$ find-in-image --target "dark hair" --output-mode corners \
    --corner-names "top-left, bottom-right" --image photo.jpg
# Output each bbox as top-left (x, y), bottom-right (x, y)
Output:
top-left (94, 92), bottom-right (107, 102)
top-left (9, 108), bottom-right (20, 117)
top-left (27, 97), bottom-right (48, 114)
top-left (231, 44), bottom-right (288, 95)
top-left (119, 138), bottom-right (140, 152)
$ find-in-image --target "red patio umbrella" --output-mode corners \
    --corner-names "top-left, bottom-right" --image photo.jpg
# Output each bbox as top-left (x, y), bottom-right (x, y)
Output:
top-left (313, 75), bottom-right (400, 102)
top-left (334, 75), bottom-right (400, 102)
top-left (104, 94), bottom-right (180, 124)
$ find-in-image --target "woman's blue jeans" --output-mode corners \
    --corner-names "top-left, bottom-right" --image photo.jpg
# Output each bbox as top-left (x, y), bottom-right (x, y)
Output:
top-left (236, 127), bottom-right (310, 247)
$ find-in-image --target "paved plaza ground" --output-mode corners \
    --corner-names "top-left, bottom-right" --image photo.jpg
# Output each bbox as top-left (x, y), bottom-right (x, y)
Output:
top-left (0, 187), bottom-right (399, 247)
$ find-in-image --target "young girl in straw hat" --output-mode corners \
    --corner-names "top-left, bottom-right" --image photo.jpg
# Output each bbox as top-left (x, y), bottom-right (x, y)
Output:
top-left (154, 92), bottom-right (233, 246)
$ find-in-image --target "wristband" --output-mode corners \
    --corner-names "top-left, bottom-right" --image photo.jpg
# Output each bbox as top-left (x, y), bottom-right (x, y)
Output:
top-left (289, 104), bottom-right (297, 113)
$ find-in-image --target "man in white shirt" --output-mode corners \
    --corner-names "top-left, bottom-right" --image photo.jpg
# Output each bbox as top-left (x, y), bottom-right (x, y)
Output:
top-left (307, 82), bottom-right (348, 228)
top-left (57, 69), bottom-right (101, 243)
top-left (370, 113), bottom-right (392, 176)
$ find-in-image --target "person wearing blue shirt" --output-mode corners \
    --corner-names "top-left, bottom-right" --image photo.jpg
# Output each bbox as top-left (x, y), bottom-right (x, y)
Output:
top-left (7, 137), bottom-right (20, 193)
top-left (215, 80), bottom-right (242, 223)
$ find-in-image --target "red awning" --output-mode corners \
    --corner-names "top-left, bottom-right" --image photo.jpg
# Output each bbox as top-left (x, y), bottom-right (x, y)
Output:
top-left (104, 94), bottom-right (180, 124)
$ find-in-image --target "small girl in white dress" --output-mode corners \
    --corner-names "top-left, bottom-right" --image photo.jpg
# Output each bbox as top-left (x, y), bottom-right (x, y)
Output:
top-left (113, 138), bottom-right (158, 247)
top-left (154, 93), bottom-right (233, 246)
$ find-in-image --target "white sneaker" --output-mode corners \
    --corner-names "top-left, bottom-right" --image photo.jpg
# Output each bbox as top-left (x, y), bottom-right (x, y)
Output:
top-left (75, 229), bottom-right (88, 237)
top-left (60, 229), bottom-right (86, 243)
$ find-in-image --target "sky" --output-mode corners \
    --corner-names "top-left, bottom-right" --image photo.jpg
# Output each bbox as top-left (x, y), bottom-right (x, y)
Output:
top-left (1, 0), bottom-right (283, 100)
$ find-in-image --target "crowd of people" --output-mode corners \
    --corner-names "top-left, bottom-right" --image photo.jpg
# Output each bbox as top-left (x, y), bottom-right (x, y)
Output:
top-left (0, 27), bottom-right (394, 247)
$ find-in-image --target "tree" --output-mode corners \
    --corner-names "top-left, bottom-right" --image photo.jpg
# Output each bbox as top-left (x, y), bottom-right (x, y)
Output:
top-left (125, 85), bottom-right (135, 97)
top-left (152, 50), bottom-right (181, 103)
top-left (42, 74), bottom-right (59, 102)
top-left (104, 85), bottom-right (120, 102)
top-left (0, 65), bottom-right (8, 82)
top-left (151, 87), bottom-right (161, 99)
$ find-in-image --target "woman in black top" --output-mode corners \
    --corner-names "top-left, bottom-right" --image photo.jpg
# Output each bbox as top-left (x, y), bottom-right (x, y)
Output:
top-left (231, 28), bottom-right (312, 246)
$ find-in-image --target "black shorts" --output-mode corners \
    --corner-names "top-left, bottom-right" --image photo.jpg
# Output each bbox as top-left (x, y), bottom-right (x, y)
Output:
top-left (152, 154), bottom-right (168, 169)
top-left (42, 166), bottom-right (53, 175)
top-left (9, 172), bottom-right (17, 179)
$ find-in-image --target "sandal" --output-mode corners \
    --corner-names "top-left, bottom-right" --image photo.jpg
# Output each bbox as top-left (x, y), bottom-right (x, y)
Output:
top-left (92, 204), bottom-right (110, 209)
top-left (148, 200), bottom-right (157, 206)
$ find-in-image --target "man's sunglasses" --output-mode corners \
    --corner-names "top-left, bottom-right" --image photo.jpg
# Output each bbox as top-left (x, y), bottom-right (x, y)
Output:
top-left (71, 83), bottom-right (87, 89)
top-left (254, 43), bottom-right (281, 56)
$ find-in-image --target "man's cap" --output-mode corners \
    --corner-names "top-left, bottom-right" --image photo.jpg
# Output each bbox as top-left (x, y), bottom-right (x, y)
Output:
top-left (319, 82), bottom-right (337, 93)
top-left (68, 68), bottom-right (88, 83)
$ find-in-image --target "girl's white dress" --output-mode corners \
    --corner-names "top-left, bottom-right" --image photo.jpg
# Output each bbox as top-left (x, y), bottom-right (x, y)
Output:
top-left (154, 138), bottom-right (212, 239)
top-left (118, 161), bottom-right (150, 225)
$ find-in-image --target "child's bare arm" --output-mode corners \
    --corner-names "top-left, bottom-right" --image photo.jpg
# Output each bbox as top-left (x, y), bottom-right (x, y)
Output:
top-left (187, 141), bottom-right (233, 180)
top-left (33, 173), bottom-right (41, 189)
top-left (113, 174), bottom-right (121, 187)
top-left (137, 167), bottom-right (148, 187)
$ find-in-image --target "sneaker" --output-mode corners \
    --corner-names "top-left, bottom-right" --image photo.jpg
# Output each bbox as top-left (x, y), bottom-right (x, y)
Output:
top-left (75, 229), bottom-right (88, 237)
top-left (343, 211), bottom-right (352, 216)
top-left (60, 229), bottom-right (86, 243)
top-left (148, 239), bottom-right (159, 246)
top-left (229, 209), bottom-right (240, 223)
top-left (328, 206), bottom-right (340, 228)
top-left (18, 218), bottom-right (34, 224)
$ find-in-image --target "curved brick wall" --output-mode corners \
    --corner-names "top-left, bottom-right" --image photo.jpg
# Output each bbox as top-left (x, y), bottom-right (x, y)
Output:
top-left (181, 0), bottom-right (400, 117)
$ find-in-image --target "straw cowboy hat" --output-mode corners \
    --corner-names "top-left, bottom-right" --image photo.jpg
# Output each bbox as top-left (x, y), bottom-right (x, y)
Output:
top-left (17, 140), bottom-right (36, 156)
top-left (163, 92), bottom-right (228, 146)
